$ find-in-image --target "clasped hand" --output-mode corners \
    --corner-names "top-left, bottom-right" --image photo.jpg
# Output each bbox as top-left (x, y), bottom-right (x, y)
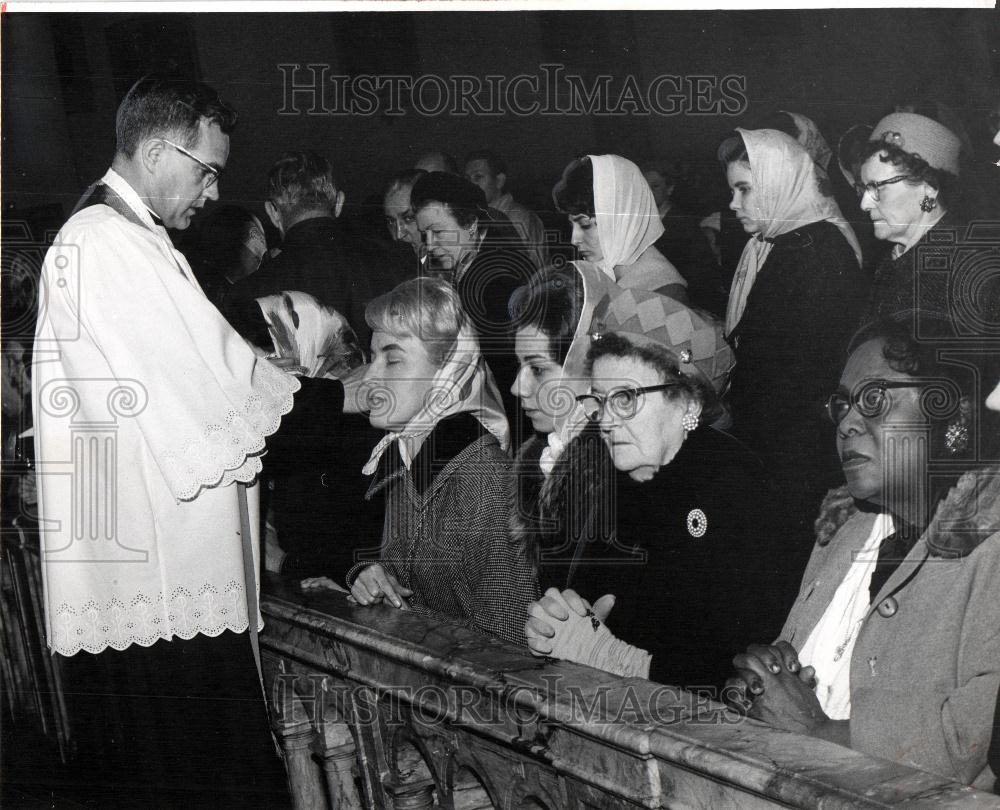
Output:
top-left (725, 641), bottom-right (827, 735)
top-left (524, 588), bottom-right (616, 658)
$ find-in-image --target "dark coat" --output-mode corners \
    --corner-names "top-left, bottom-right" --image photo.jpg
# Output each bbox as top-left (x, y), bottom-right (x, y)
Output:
top-left (726, 220), bottom-right (869, 563)
top-left (223, 216), bottom-right (415, 349)
top-left (360, 413), bottom-right (538, 646)
top-left (653, 206), bottom-right (727, 316)
top-left (863, 212), bottom-right (1000, 332)
top-left (263, 377), bottom-right (385, 579)
top-left (550, 426), bottom-right (794, 693)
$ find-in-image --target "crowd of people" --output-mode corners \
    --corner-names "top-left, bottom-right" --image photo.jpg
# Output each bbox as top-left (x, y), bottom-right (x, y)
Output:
top-left (19, 73), bottom-right (1000, 804)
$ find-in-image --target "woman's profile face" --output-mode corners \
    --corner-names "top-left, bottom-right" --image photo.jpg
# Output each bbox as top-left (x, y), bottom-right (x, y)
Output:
top-left (384, 185), bottom-right (420, 252)
top-left (834, 338), bottom-right (930, 507)
top-left (569, 214), bottom-right (603, 264)
top-left (364, 330), bottom-right (439, 431)
top-left (416, 201), bottom-right (476, 272)
top-left (857, 152), bottom-right (925, 246)
top-left (590, 354), bottom-right (690, 478)
top-left (726, 162), bottom-right (763, 235)
top-left (512, 325), bottom-right (563, 434)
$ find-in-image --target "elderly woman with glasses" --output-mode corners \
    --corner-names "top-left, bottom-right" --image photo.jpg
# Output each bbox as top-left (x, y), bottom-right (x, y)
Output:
top-left (523, 291), bottom-right (797, 694)
top-left (844, 111), bottom-right (1000, 324)
top-left (725, 313), bottom-right (1000, 789)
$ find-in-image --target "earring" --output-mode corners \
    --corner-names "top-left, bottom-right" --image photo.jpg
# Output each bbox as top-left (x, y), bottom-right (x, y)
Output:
top-left (919, 196), bottom-right (937, 213)
top-left (945, 420), bottom-right (969, 454)
top-left (682, 413), bottom-right (699, 433)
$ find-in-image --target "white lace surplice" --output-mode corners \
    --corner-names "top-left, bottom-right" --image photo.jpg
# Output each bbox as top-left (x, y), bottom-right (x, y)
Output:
top-left (33, 169), bottom-right (298, 656)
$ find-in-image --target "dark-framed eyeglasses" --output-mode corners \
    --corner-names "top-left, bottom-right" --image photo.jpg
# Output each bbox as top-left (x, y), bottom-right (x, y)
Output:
top-left (826, 379), bottom-right (924, 425)
top-left (576, 383), bottom-right (681, 421)
top-left (162, 138), bottom-right (221, 188)
top-left (854, 175), bottom-right (909, 202)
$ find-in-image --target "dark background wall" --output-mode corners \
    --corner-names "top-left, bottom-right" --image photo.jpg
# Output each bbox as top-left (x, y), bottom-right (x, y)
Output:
top-left (4, 9), bottom-right (999, 232)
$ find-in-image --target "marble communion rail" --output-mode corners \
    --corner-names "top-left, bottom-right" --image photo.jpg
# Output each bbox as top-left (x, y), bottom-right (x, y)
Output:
top-left (260, 575), bottom-right (999, 810)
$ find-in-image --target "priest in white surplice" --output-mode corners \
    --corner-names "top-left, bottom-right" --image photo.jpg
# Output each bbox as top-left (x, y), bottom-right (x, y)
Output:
top-left (32, 76), bottom-right (298, 807)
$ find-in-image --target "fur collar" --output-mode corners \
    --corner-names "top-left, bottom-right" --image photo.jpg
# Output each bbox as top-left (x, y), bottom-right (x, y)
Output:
top-left (815, 466), bottom-right (1000, 558)
top-left (924, 465), bottom-right (1000, 558)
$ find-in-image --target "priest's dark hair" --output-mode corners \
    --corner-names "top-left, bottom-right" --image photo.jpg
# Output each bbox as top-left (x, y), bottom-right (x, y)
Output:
top-left (115, 74), bottom-right (237, 157)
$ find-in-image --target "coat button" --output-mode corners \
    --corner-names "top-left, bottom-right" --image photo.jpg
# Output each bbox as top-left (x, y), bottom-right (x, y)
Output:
top-left (877, 596), bottom-right (898, 618)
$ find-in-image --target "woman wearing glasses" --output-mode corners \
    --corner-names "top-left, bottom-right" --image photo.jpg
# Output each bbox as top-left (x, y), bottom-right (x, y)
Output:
top-left (725, 314), bottom-right (1000, 789)
top-left (843, 112), bottom-right (984, 323)
top-left (523, 289), bottom-right (795, 693)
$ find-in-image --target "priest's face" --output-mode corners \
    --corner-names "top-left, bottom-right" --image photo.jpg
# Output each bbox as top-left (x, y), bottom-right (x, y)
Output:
top-left (151, 118), bottom-right (229, 229)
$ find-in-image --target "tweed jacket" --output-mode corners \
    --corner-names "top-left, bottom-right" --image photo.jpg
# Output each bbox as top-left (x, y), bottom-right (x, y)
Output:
top-left (779, 469), bottom-right (1000, 788)
top-left (363, 414), bottom-right (538, 646)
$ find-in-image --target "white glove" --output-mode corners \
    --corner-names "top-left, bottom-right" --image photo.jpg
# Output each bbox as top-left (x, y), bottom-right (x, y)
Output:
top-left (526, 588), bottom-right (651, 679)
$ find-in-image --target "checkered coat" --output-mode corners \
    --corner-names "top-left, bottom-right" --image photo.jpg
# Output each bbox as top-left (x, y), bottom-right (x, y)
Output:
top-left (364, 414), bottom-right (539, 646)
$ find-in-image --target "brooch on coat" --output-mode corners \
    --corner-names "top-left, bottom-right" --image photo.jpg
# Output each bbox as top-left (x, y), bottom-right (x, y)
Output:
top-left (686, 508), bottom-right (708, 538)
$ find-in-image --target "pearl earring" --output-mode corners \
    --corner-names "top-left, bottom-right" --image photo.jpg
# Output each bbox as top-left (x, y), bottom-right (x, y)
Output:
top-left (682, 413), bottom-right (699, 433)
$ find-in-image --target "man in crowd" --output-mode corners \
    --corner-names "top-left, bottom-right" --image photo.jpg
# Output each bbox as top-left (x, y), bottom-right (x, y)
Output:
top-left (415, 148), bottom-right (458, 174)
top-left (464, 148), bottom-right (548, 265)
top-left (32, 75), bottom-right (296, 807)
top-left (225, 150), bottom-right (411, 349)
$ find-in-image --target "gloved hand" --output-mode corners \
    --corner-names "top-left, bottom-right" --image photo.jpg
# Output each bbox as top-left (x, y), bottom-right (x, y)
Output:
top-left (525, 588), bottom-right (651, 679)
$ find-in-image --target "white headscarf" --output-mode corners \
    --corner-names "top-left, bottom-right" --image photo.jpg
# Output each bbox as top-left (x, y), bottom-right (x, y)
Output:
top-left (589, 154), bottom-right (665, 280)
top-left (362, 320), bottom-right (509, 475)
top-left (256, 291), bottom-right (364, 380)
top-left (725, 129), bottom-right (863, 336)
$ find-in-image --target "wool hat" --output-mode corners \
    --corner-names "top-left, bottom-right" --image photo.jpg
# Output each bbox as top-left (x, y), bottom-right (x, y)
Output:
top-left (588, 289), bottom-right (733, 394)
top-left (871, 112), bottom-right (961, 176)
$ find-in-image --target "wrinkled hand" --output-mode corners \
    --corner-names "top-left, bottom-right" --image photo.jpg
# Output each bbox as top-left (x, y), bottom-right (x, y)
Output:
top-left (729, 643), bottom-right (826, 734)
top-left (349, 564), bottom-right (413, 610)
top-left (724, 641), bottom-right (816, 713)
top-left (525, 588), bottom-right (615, 656)
top-left (524, 588), bottom-right (649, 677)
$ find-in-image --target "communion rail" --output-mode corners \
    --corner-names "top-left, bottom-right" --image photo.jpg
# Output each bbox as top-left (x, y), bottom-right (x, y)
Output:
top-left (261, 575), bottom-right (998, 810)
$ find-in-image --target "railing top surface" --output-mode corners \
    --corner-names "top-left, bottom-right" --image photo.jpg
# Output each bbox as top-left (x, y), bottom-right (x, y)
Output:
top-left (262, 576), bottom-right (999, 809)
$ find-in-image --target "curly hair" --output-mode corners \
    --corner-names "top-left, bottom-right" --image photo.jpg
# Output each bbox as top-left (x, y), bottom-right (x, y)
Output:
top-left (409, 171), bottom-right (488, 229)
top-left (116, 74), bottom-right (237, 157)
top-left (585, 332), bottom-right (721, 424)
top-left (851, 140), bottom-right (961, 211)
top-left (847, 313), bottom-right (1000, 503)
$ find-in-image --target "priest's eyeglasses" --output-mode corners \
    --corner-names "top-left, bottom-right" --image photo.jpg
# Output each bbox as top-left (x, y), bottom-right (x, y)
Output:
top-left (854, 175), bottom-right (908, 201)
top-left (577, 384), bottom-right (681, 421)
top-left (826, 380), bottom-right (924, 425)
top-left (162, 139), bottom-right (221, 188)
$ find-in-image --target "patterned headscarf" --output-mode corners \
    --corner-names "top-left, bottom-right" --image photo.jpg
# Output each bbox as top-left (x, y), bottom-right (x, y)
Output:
top-left (256, 291), bottom-right (364, 379)
top-left (362, 319), bottom-right (509, 475)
